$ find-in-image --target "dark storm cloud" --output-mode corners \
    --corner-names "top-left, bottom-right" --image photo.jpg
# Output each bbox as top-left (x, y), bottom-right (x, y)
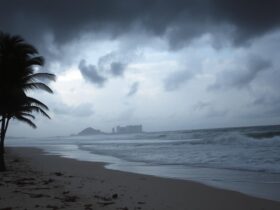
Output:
top-left (1, 0), bottom-right (280, 52)
top-left (78, 60), bottom-right (107, 87)
top-left (212, 0), bottom-right (280, 45)
top-left (210, 55), bottom-right (272, 90)
top-left (127, 82), bottom-right (139, 97)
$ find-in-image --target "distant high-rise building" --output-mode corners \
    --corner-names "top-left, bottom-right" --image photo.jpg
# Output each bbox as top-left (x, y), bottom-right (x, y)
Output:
top-left (114, 125), bottom-right (143, 134)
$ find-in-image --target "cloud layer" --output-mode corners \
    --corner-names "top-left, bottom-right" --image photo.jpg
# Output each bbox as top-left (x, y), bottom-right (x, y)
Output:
top-left (2, 0), bottom-right (280, 52)
top-left (2, 0), bottom-right (280, 137)
top-left (210, 54), bottom-right (272, 90)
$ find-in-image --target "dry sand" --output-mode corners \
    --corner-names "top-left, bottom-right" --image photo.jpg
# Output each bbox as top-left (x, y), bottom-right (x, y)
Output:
top-left (1, 147), bottom-right (280, 210)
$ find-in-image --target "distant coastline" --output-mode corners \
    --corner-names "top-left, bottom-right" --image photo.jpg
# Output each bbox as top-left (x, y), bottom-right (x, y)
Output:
top-left (75, 124), bottom-right (143, 136)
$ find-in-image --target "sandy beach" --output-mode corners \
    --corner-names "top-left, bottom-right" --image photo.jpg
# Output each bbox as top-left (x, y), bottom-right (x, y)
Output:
top-left (1, 147), bottom-right (280, 210)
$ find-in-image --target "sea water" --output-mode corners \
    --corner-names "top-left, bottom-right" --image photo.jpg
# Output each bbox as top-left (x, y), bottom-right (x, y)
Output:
top-left (7, 125), bottom-right (280, 201)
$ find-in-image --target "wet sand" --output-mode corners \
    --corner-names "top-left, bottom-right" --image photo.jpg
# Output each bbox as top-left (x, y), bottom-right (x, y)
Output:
top-left (1, 147), bottom-right (280, 210)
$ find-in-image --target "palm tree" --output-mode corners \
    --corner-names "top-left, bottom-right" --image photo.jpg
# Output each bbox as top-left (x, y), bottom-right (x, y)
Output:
top-left (0, 32), bottom-right (55, 171)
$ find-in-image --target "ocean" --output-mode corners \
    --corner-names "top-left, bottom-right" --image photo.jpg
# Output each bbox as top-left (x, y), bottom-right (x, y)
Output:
top-left (7, 125), bottom-right (280, 201)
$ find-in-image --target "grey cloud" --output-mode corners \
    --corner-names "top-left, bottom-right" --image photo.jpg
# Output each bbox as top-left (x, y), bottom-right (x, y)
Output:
top-left (243, 94), bottom-right (280, 119)
top-left (253, 95), bottom-right (278, 107)
top-left (78, 53), bottom-right (128, 87)
top-left (110, 62), bottom-right (126, 77)
top-left (210, 55), bottom-right (272, 90)
top-left (98, 52), bottom-right (127, 77)
top-left (193, 101), bottom-right (228, 118)
top-left (193, 101), bottom-right (212, 111)
top-left (53, 103), bottom-right (94, 117)
top-left (78, 59), bottom-right (107, 87)
top-left (206, 108), bottom-right (228, 118)
top-left (212, 0), bottom-right (280, 45)
top-left (116, 108), bottom-right (135, 122)
top-left (1, 0), bottom-right (280, 54)
top-left (253, 94), bottom-right (280, 112)
top-left (164, 70), bottom-right (193, 91)
top-left (127, 82), bottom-right (139, 97)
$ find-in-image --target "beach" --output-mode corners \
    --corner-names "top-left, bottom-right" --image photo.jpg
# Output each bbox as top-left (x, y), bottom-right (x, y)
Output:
top-left (6, 126), bottom-right (280, 202)
top-left (1, 147), bottom-right (280, 210)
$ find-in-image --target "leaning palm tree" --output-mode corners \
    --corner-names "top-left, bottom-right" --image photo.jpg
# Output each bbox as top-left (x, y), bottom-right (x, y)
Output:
top-left (0, 32), bottom-right (55, 171)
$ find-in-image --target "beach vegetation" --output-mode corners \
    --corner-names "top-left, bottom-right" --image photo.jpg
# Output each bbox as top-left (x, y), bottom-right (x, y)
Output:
top-left (0, 32), bottom-right (55, 171)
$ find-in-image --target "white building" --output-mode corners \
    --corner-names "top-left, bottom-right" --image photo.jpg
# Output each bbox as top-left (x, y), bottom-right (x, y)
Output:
top-left (114, 125), bottom-right (143, 134)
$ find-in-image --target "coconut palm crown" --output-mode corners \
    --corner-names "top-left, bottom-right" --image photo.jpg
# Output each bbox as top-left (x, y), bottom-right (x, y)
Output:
top-left (0, 32), bottom-right (56, 171)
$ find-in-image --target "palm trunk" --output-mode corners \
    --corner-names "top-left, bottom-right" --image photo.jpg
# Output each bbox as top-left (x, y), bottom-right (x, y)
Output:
top-left (0, 144), bottom-right (5, 172)
top-left (0, 117), bottom-right (7, 172)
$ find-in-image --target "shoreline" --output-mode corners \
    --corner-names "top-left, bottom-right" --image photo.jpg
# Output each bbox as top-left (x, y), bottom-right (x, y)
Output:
top-left (9, 143), bottom-right (280, 202)
top-left (106, 159), bottom-right (280, 202)
top-left (1, 147), bottom-right (280, 210)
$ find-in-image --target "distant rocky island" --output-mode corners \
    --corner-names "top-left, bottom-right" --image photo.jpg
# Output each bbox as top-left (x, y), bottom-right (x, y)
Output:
top-left (75, 124), bottom-right (143, 136)
top-left (77, 127), bottom-right (103, 136)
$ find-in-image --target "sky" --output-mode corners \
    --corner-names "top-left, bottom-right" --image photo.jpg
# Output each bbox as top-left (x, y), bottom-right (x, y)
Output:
top-left (1, 0), bottom-right (280, 137)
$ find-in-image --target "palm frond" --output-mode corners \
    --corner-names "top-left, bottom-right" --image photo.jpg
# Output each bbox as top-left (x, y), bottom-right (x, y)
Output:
top-left (20, 112), bottom-right (36, 120)
top-left (14, 115), bottom-right (37, 128)
top-left (25, 56), bottom-right (45, 67)
top-left (10, 34), bottom-right (24, 44)
top-left (17, 42), bottom-right (38, 55)
top-left (25, 105), bottom-right (51, 119)
top-left (23, 82), bottom-right (54, 93)
top-left (26, 97), bottom-right (49, 110)
top-left (24, 73), bottom-right (56, 83)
